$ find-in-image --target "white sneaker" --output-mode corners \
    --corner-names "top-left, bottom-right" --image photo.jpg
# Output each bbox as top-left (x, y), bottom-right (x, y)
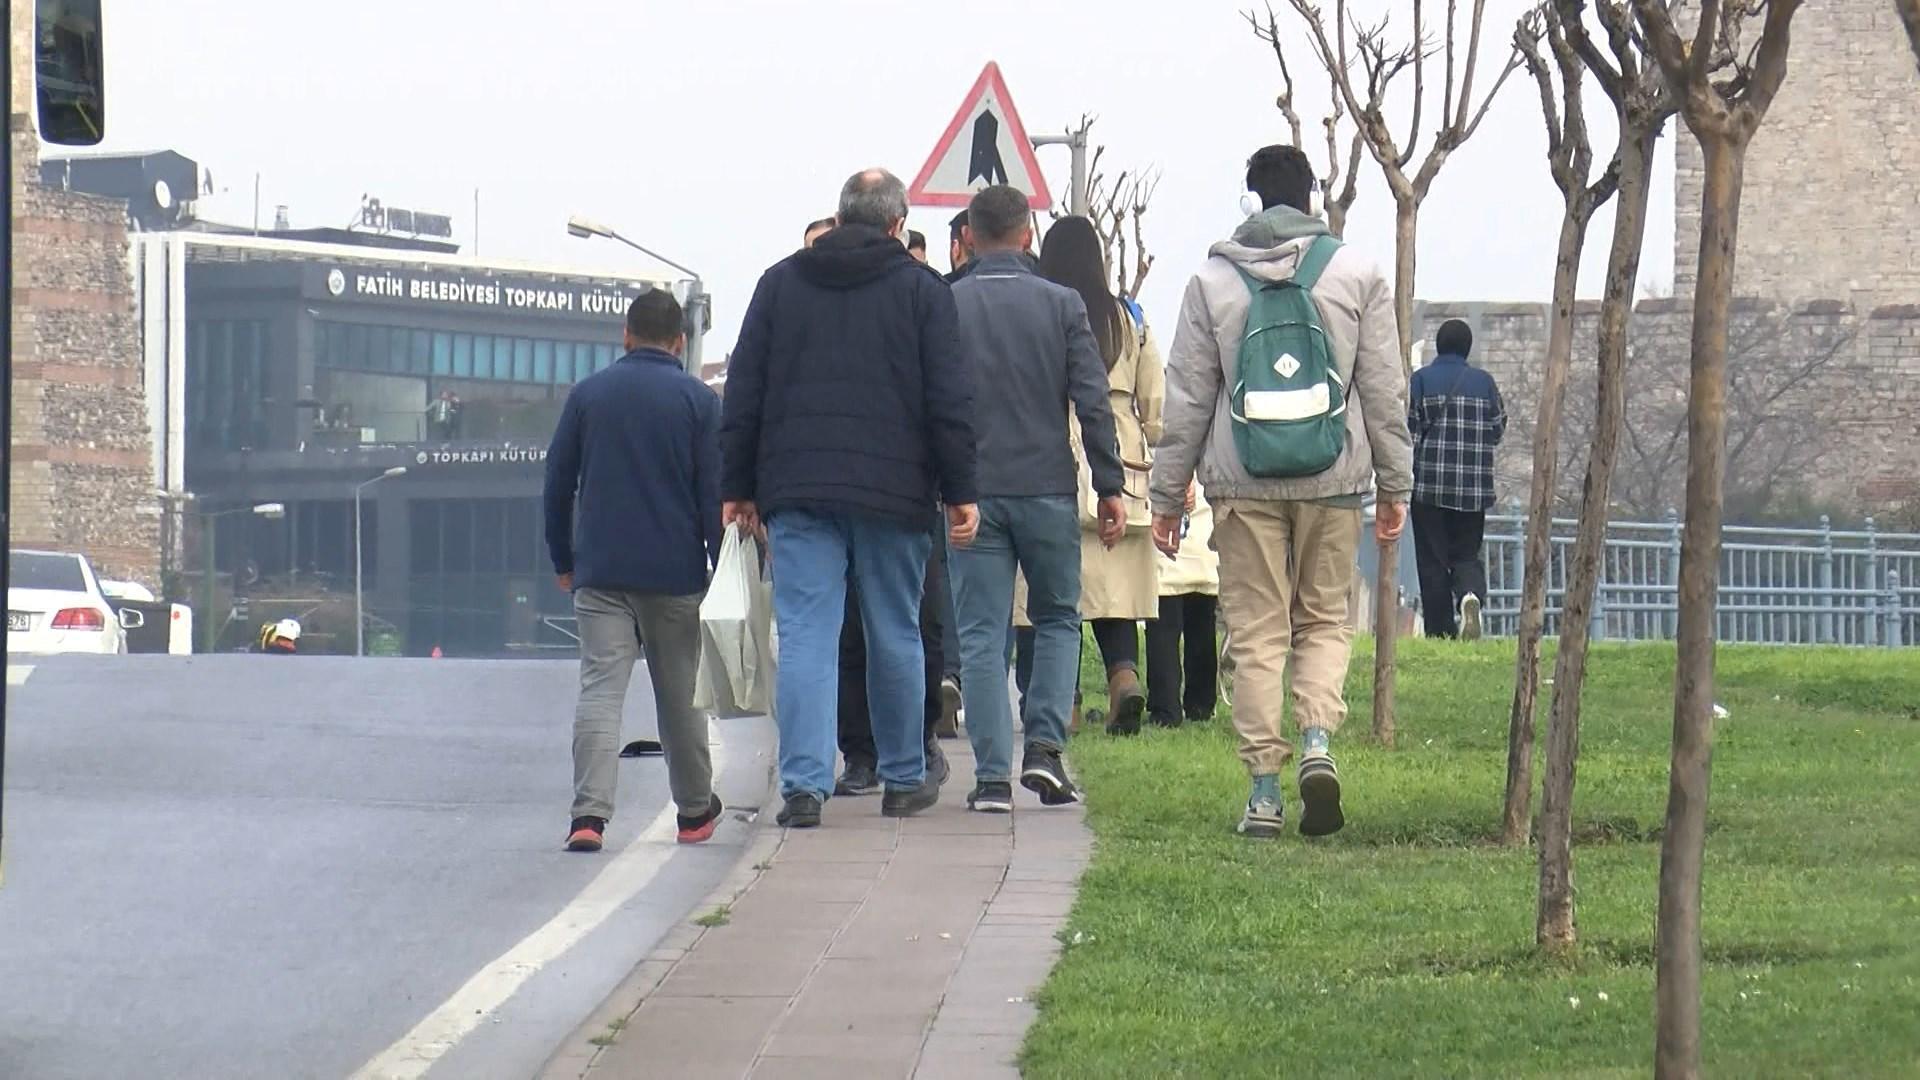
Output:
top-left (1459, 594), bottom-right (1484, 642)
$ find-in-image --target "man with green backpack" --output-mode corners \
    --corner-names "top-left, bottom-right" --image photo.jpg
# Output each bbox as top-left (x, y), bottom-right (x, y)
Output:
top-left (1147, 144), bottom-right (1414, 840)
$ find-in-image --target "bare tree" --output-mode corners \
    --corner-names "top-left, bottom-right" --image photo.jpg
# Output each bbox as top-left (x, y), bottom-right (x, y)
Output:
top-left (1500, 0), bottom-right (1621, 849)
top-left (1532, 0), bottom-right (1684, 954)
top-left (1898, 0), bottom-right (1920, 74)
top-left (1080, 140), bottom-right (1163, 300)
top-left (1631, 0), bottom-right (1805, 1074)
top-left (1279, 0), bottom-right (1527, 746)
top-left (1601, 306), bottom-right (1855, 519)
top-left (1248, 4), bottom-right (1371, 236)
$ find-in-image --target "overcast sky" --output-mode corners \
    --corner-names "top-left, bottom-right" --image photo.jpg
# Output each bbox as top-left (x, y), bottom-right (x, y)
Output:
top-left (86, 0), bottom-right (1679, 358)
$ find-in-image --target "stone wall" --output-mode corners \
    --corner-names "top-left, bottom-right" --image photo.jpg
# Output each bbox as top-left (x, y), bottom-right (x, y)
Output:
top-left (1673, 0), bottom-right (1920, 306)
top-left (9, 114), bottom-right (160, 587)
top-left (1414, 298), bottom-right (1920, 523)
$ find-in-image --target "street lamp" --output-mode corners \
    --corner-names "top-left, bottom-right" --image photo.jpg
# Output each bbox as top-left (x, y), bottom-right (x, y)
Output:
top-left (190, 500), bottom-right (286, 653)
top-left (354, 466), bottom-right (408, 657)
top-left (566, 215), bottom-right (709, 379)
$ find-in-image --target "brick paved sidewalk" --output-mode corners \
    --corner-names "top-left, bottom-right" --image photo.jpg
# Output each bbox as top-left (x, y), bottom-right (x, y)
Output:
top-left (543, 740), bottom-right (1090, 1080)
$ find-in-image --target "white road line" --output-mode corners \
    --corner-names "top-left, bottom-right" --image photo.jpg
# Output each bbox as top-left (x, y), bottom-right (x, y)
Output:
top-left (349, 724), bottom-right (729, 1080)
top-left (7, 665), bottom-right (35, 687)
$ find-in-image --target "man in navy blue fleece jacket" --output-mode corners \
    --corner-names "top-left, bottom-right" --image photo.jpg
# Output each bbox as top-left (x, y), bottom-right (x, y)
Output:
top-left (545, 289), bottom-right (723, 854)
top-left (721, 168), bottom-right (979, 829)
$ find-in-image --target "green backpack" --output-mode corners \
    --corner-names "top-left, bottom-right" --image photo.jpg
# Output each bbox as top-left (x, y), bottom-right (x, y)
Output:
top-left (1230, 235), bottom-right (1349, 479)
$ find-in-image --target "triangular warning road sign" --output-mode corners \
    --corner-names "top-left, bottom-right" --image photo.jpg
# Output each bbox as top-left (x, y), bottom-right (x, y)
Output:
top-left (908, 62), bottom-right (1054, 211)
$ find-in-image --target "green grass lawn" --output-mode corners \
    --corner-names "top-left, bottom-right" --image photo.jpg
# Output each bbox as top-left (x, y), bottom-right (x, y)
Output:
top-left (1024, 640), bottom-right (1920, 1079)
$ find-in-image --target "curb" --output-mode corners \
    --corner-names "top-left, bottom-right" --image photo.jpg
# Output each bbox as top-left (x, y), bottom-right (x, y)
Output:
top-left (536, 759), bottom-right (782, 1080)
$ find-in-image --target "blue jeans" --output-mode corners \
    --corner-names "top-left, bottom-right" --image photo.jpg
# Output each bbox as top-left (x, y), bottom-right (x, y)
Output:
top-left (769, 508), bottom-right (933, 801)
top-left (950, 496), bottom-right (1081, 782)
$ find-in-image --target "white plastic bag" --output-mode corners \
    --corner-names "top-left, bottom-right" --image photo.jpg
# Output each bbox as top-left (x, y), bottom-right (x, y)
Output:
top-left (692, 524), bottom-right (775, 718)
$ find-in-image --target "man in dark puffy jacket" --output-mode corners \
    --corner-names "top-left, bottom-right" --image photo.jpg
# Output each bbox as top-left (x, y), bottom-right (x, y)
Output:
top-left (722, 168), bottom-right (979, 830)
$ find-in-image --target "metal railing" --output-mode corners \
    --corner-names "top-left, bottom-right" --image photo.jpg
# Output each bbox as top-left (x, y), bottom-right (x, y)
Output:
top-left (1477, 514), bottom-right (1919, 646)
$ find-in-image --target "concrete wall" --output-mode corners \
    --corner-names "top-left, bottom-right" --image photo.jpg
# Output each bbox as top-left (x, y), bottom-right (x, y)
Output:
top-left (1673, 0), bottom-right (1920, 306)
top-left (10, 16), bottom-right (160, 587)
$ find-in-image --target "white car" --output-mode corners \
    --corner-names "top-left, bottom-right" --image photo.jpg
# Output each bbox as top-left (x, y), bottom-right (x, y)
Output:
top-left (7, 549), bottom-right (144, 655)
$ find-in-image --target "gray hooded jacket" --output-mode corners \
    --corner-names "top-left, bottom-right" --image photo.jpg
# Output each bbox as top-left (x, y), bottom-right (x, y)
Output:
top-left (1148, 208), bottom-right (1414, 515)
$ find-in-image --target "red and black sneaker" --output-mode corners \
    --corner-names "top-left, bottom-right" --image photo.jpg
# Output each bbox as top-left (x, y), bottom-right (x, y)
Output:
top-left (566, 816), bottom-right (606, 853)
top-left (676, 795), bottom-right (724, 845)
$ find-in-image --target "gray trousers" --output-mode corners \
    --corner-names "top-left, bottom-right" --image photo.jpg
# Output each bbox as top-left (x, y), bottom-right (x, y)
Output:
top-left (573, 588), bottom-right (712, 821)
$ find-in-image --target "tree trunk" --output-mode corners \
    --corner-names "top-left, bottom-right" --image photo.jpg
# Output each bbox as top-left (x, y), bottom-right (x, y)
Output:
top-left (1899, 0), bottom-right (1920, 75)
top-left (1502, 203), bottom-right (1591, 846)
top-left (1655, 132), bottom-right (1743, 1080)
top-left (1374, 196), bottom-right (1420, 748)
top-left (1537, 128), bottom-right (1660, 948)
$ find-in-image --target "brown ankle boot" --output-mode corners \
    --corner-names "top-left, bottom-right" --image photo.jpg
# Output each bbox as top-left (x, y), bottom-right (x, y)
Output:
top-left (1106, 669), bottom-right (1146, 736)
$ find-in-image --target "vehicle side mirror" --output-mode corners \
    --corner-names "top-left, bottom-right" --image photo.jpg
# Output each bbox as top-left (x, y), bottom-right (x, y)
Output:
top-left (119, 608), bottom-right (145, 631)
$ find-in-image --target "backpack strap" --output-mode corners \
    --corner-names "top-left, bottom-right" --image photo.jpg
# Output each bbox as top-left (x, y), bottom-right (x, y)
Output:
top-left (1291, 235), bottom-right (1341, 290)
top-left (1117, 295), bottom-right (1148, 348)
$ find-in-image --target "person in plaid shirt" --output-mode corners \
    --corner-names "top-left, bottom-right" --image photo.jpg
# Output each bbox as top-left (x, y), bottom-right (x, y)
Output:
top-left (1408, 319), bottom-right (1506, 640)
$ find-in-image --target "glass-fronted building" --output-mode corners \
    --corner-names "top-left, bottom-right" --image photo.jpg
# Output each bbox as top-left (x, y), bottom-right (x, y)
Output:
top-left (136, 232), bottom-right (678, 656)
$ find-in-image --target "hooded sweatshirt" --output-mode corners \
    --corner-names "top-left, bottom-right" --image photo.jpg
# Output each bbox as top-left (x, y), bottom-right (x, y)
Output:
top-left (721, 223), bottom-right (978, 527)
top-left (1147, 207), bottom-right (1413, 515)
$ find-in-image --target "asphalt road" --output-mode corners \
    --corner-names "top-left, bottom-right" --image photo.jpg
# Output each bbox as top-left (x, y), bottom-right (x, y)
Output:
top-left (0, 655), bottom-right (774, 1080)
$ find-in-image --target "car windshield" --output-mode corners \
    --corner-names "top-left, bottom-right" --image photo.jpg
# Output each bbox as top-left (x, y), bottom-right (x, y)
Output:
top-left (9, 552), bottom-right (88, 593)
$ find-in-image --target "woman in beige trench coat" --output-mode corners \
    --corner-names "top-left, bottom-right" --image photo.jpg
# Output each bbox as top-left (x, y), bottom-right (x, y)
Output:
top-left (1012, 216), bottom-right (1165, 735)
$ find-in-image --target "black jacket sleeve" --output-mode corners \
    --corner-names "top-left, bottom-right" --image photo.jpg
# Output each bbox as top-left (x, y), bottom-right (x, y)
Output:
top-left (920, 275), bottom-right (979, 506)
top-left (720, 271), bottom-right (777, 503)
top-left (1062, 292), bottom-right (1124, 498)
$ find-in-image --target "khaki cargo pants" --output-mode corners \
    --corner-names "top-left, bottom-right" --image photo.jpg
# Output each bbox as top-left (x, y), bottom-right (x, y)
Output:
top-left (1213, 499), bottom-right (1362, 776)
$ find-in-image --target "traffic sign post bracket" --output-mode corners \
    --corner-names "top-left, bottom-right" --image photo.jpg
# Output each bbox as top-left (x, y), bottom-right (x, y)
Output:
top-left (1029, 128), bottom-right (1089, 217)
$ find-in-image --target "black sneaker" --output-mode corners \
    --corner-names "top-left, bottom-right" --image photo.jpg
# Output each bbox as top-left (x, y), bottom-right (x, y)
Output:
top-left (1297, 751), bottom-right (1345, 837)
top-left (566, 816), bottom-right (606, 852)
top-left (926, 738), bottom-right (951, 787)
top-left (834, 758), bottom-right (879, 797)
top-left (967, 781), bottom-right (1014, 814)
top-left (881, 776), bottom-right (940, 818)
top-left (776, 792), bottom-right (822, 829)
top-left (1020, 744), bottom-right (1084, 806)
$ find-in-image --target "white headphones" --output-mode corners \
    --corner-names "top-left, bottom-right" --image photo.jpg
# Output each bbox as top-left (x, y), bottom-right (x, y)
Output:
top-left (1241, 177), bottom-right (1325, 219)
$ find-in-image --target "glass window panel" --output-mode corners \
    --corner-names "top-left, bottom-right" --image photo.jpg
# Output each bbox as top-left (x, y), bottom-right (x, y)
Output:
top-left (409, 501), bottom-right (441, 573)
top-left (597, 344), bottom-right (616, 372)
top-left (389, 326), bottom-right (410, 371)
top-left (434, 333), bottom-right (455, 376)
top-left (507, 499), bottom-right (536, 571)
top-left (313, 322), bottom-right (329, 368)
top-left (412, 330), bottom-right (433, 374)
top-left (529, 341), bottom-right (551, 384)
top-left (345, 323), bottom-right (369, 370)
top-left (473, 499), bottom-right (505, 572)
top-left (513, 339), bottom-right (533, 382)
top-left (453, 333), bottom-right (473, 377)
top-left (366, 326), bottom-right (390, 372)
top-left (443, 499), bottom-right (473, 572)
top-left (541, 343), bottom-right (563, 385)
